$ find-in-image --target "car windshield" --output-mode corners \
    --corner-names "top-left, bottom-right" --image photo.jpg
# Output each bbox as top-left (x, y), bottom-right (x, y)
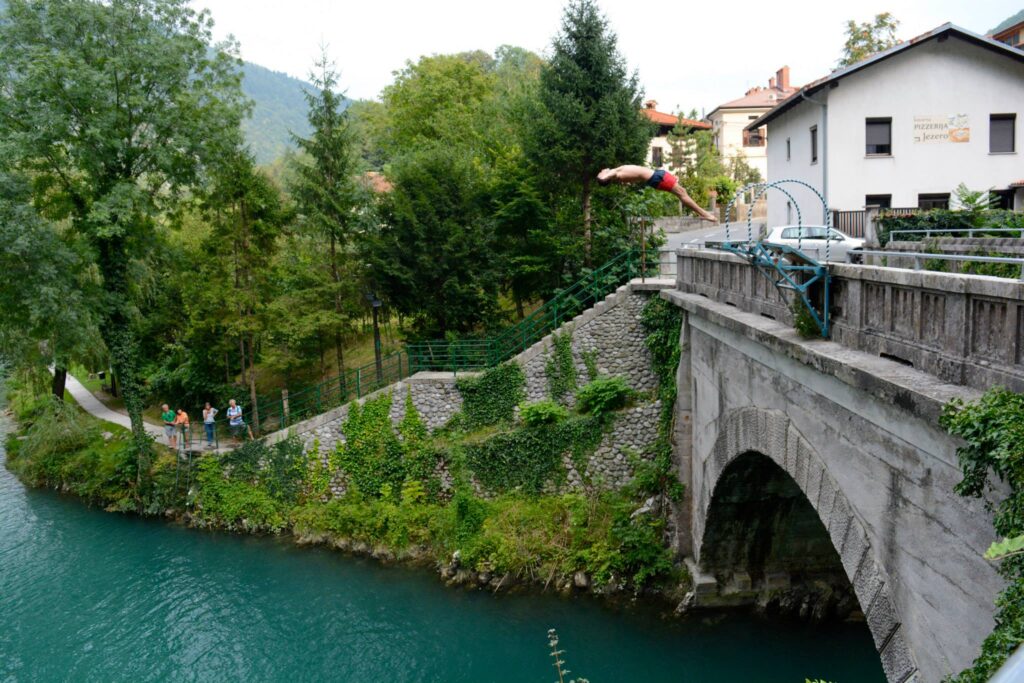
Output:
top-left (779, 227), bottom-right (844, 240)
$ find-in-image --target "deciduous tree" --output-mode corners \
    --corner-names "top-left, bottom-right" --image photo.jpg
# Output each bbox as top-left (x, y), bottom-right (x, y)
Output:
top-left (838, 13), bottom-right (900, 67)
top-left (0, 0), bottom-right (248, 477)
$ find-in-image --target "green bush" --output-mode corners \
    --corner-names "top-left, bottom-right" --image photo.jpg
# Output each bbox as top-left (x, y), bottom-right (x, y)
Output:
top-left (456, 362), bottom-right (525, 428)
top-left (193, 457), bottom-right (288, 531)
top-left (575, 377), bottom-right (633, 416)
top-left (877, 208), bottom-right (1024, 246)
top-left (519, 399), bottom-right (569, 427)
top-left (941, 388), bottom-right (1024, 681)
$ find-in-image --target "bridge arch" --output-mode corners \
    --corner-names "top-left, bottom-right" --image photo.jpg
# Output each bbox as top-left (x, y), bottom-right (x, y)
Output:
top-left (694, 407), bottom-right (918, 683)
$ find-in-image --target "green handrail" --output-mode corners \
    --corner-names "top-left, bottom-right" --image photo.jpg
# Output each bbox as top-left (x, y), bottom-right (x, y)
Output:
top-left (250, 247), bottom-right (653, 433)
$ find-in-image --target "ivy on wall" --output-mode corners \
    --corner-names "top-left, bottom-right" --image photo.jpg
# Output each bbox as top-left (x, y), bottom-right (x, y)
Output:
top-left (941, 388), bottom-right (1024, 682)
top-left (466, 413), bottom-right (606, 494)
top-left (545, 329), bottom-right (577, 401)
top-left (456, 362), bottom-right (525, 429)
top-left (638, 296), bottom-right (685, 501)
top-left (334, 394), bottom-right (406, 498)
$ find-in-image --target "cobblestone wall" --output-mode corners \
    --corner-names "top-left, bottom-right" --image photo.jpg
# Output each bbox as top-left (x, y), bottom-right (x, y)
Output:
top-left (267, 283), bottom-right (668, 494)
top-left (522, 288), bottom-right (658, 405)
top-left (564, 401), bottom-right (662, 490)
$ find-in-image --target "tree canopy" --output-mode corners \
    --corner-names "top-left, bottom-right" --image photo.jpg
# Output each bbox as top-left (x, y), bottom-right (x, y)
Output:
top-left (838, 13), bottom-right (900, 67)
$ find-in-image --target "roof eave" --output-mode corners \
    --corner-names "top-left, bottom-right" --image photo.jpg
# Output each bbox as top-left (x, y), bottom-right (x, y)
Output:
top-left (743, 23), bottom-right (1024, 132)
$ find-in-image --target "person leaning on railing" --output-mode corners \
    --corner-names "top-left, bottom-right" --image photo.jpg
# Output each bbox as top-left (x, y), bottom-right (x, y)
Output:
top-left (202, 402), bottom-right (218, 449)
top-left (174, 408), bottom-right (190, 455)
top-left (226, 399), bottom-right (252, 444)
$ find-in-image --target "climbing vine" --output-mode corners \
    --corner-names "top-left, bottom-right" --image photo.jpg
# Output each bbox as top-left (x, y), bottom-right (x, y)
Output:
top-left (456, 362), bottom-right (525, 429)
top-left (940, 387), bottom-right (1024, 681)
top-left (581, 349), bottom-right (599, 382)
top-left (639, 296), bottom-right (685, 501)
top-left (545, 329), bottom-right (577, 401)
top-left (465, 414), bottom-right (606, 494)
top-left (334, 394), bottom-right (406, 498)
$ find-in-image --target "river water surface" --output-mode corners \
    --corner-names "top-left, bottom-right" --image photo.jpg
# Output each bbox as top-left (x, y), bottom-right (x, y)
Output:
top-left (0, 412), bottom-right (886, 682)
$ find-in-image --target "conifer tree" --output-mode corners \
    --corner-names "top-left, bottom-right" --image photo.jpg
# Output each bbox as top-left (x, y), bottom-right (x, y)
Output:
top-left (523, 0), bottom-right (651, 265)
top-left (291, 52), bottom-right (363, 378)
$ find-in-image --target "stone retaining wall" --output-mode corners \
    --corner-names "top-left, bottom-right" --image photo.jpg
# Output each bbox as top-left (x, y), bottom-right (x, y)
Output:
top-left (264, 281), bottom-right (671, 494)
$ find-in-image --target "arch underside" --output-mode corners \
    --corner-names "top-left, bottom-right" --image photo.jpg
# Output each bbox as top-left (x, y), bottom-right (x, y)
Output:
top-left (695, 407), bottom-right (918, 683)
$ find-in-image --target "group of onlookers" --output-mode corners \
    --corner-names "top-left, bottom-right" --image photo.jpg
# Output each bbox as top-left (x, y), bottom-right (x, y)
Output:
top-left (160, 398), bottom-right (250, 452)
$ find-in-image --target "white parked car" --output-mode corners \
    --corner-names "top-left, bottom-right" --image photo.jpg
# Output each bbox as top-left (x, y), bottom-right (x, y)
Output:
top-left (763, 225), bottom-right (865, 263)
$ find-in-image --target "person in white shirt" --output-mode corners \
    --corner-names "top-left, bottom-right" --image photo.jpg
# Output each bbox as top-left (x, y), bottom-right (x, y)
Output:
top-left (202, 402), bottom-right (218, 448)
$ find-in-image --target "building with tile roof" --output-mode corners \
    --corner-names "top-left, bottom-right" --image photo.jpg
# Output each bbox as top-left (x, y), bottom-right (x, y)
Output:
top-left (707, 67), bottom-right (800, 181)
top-left (640, 100), bottom-right (710, 171)
top-left (746, 24), bottom-right (1024, 228)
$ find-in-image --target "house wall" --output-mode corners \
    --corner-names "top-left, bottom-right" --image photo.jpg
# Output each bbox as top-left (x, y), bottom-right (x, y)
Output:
top-left (765, 99), bottom-right (827, 228)
top-left (647, 133), bottom-right (670, 170)
top-left (826, 37), bottom-right (1024, 211)
top-left (710, 107), bottom-right (769, 180)
top-left (765, 36), bottom-right (1024, 223)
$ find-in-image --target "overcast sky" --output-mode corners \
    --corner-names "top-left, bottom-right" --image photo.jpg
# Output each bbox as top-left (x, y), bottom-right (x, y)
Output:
top-left (191, 0), bottom-right (1020, 115)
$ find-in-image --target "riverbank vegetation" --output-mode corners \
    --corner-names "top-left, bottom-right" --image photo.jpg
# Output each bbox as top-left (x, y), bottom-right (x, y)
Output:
top-left (4, 298), bottom-right (690, 598)
top-left (941, 388), bottom-right (1024, 681)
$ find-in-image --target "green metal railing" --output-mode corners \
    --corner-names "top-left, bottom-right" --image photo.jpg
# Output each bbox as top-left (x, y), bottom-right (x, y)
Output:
top-left (246, 248), bottom-right (653, 435)
top-left (407, 248), bottom-right (650, 372)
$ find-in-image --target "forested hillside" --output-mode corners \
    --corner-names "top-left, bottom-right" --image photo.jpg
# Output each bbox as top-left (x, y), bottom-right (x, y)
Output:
top-left (241, 61), bottom-right (319, 165)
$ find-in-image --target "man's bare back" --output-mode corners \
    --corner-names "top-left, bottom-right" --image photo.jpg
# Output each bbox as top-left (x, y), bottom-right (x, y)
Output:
top-left (597, 165), bottom-right (718, 222)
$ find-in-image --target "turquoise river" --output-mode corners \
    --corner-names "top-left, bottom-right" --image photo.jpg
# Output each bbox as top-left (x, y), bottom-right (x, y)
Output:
top-left (0, 413), bottom-right (886, 682)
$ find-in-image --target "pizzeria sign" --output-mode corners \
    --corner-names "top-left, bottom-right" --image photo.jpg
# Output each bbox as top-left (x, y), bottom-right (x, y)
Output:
top-left (913, 114), bottom-right (970, 143)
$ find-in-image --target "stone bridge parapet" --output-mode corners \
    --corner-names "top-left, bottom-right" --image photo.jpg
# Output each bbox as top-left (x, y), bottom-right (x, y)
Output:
top-left (676, 247), bottom-right (1024, 393)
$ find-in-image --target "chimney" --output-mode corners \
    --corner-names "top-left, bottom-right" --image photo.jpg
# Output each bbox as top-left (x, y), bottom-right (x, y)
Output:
top-left (776, 66), bottom-right (790, 90)
top-left (644, 99), bottom-right (657, 110)
top-left (769, 77), bottom-right (776, 89)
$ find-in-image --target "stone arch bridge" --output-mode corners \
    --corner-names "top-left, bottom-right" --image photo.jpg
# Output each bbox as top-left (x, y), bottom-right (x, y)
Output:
top-left (666, 248), bottom-right (1020, 683)
top-left (270, 247), bottom-right (1017, 682)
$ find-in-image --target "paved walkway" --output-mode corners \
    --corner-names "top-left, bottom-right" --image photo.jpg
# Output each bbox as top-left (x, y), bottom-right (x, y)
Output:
top-left (64, 374), bottom-right (169, 446)
top-left (65, 374), bottom-right (236, 453)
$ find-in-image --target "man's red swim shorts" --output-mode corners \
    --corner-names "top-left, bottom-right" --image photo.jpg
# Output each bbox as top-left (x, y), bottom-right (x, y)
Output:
top-left (645, 169), bottom-right (677, 191)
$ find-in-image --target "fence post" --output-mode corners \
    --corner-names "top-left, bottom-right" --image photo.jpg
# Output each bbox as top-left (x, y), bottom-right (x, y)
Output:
top-left (281, 389), bottom-right (289, 428)
top-left (356, 367), bottom-right (362, 398)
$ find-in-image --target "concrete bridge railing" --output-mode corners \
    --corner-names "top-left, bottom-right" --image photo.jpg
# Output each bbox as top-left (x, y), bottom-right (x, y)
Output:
top-left (676, 247), bottom-right (1024, 394)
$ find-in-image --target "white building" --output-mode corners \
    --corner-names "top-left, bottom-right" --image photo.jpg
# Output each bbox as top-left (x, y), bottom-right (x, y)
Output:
top-left (707, 67), bottom-right (800, 180)
top-left (748, 24), bottom-right (1024, 229)
top-left (640, 100), bottom-right (711, 171)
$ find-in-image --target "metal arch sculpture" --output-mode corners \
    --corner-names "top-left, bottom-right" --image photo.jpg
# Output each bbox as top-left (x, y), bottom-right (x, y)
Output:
top-left (715, 180), bottom-right (833, 338)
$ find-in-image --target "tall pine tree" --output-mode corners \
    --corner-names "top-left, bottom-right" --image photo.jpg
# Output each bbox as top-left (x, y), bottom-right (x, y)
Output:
top-left (523, 0), bottom-right (651, 265)
top-left (290, 52), bottom-right (363, 378)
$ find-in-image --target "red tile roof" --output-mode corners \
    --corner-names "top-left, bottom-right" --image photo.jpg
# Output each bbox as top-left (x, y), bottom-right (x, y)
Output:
top-left (641, 107), bottom-right (710, 129)
top-left (362, 171), bottom-right (392, 193)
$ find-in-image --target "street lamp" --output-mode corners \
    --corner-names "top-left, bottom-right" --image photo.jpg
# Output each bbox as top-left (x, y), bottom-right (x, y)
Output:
top-left (365, 291), bottom-right (384, 384)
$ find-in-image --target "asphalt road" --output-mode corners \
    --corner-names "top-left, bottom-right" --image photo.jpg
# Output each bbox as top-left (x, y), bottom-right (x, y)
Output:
top-left (663, 219), bottom-right (767, 251)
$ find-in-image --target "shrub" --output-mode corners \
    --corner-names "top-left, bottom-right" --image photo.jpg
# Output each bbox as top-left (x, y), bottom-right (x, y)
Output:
top-left (456, 362), bottom-right (525, 428)
top-left (877, 208), bottom-right (1024, 246)
top-left (519, 399), bottom-right (569, 427)
top-left (941, 388), bottom-right (1024, 680)
top-left (575, 377), bottom-right (633, 416)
